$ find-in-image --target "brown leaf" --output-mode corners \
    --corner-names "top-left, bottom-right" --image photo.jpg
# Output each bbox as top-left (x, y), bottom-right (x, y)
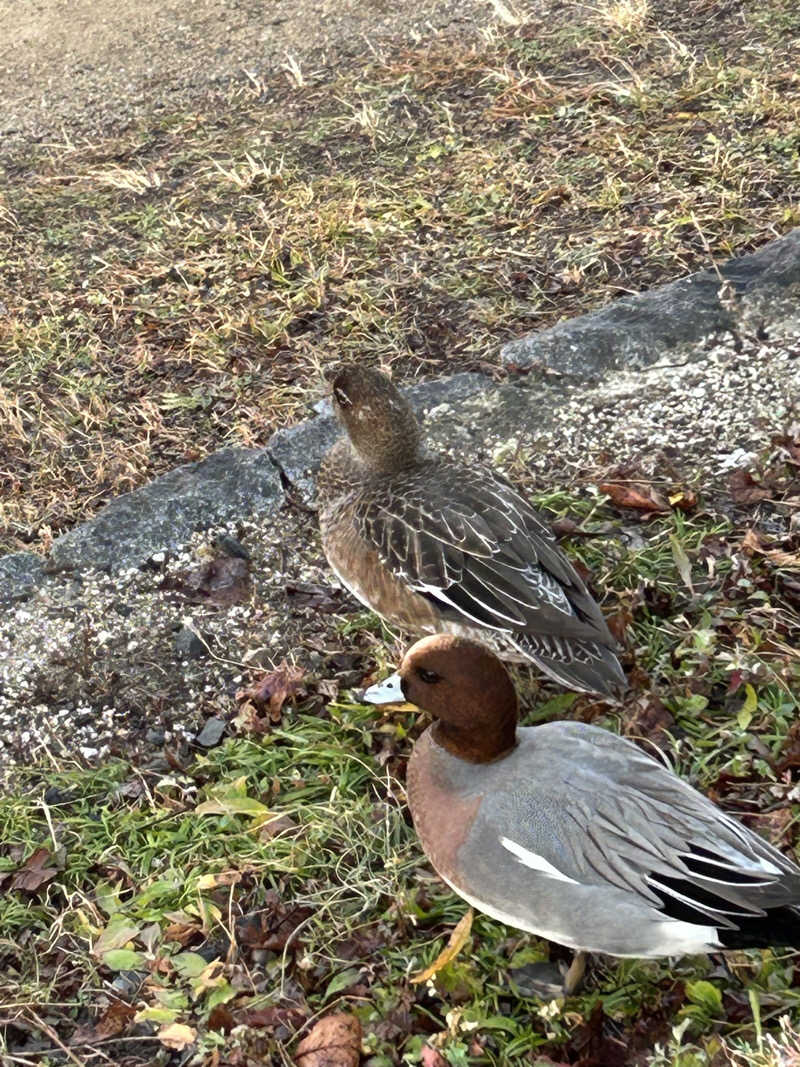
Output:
top-left (71, 999), bottom-right (136, 1045)
top-left (207, 1004), bottom-right (236, 1033)
top-left (604, 608), bottom-right (632, 646)
top-left (741, 528), bottom-right (800, 569)
top-left (668, 489), bottom-right (698, 512)
top-left (412, 909), bottom-right (473, 983)
top-left (624, 694), bottom-right (675, 748)
top-left (295, 1013), bottom-right (362, 1067)
top-left (163, 920), bottom-right (202, 945)
top-left (238, 1003), bottom-right (308, 1034)
top-left (166, 556), bottom-right (251, 607)
top-left (286, 581), bottom-right (344, 614)
top-left (598, 482), bottom-right (669, 513)
top-left (729, 469), bottom-right (771, 505)
top-left (236, 893), bottom-right (313, 952)
top-left (9, 847), bottom-right (59, 893)
top-left (550, 517), bottom-right (584, 539)
top-left (237, 662), bottom-right (306, 724)
top-left (259, 814), bottom-right (301, 841)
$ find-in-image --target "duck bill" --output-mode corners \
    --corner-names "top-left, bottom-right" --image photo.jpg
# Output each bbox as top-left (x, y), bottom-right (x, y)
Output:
top-left (362, 672), bottom-right (416, 709)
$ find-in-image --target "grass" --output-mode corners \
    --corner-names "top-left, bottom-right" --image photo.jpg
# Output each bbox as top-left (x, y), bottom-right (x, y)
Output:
top-left (2, 0), bottom-right (800, 553)
top-left (3, 0), bottom-right (800, 1061)
top-left (1, 484), bottom-right (799, 1064)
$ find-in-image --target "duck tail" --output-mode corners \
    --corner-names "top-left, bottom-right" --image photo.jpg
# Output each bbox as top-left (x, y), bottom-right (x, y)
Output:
top-left (716, 905), bottom-right (800, 949)
top-left (513, 637), bottom-right (627, 700)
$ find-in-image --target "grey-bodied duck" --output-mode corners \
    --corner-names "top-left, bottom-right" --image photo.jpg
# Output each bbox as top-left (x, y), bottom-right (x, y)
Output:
top-left (318, 364), bottom-right (625, 698)
top-left (365, 635), bottom-right (800, 990)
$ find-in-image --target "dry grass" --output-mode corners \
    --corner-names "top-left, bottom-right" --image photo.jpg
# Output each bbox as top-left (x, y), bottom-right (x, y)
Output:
top-left (1, 0), bottom-right (799, 555)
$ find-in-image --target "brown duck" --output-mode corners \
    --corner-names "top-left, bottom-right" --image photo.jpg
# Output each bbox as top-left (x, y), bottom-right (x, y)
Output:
top-left (318, 364), bottom-right (626, 697)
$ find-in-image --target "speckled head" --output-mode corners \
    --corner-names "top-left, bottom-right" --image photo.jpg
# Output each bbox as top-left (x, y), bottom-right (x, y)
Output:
top-left (326, 364), bottom-right (422, 472)
top-left (370, 635), bottom-right (519, 763)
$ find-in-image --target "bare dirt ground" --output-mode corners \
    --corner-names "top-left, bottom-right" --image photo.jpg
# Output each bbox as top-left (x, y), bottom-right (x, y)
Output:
top-left (0, 0), bottom-right (486, 147)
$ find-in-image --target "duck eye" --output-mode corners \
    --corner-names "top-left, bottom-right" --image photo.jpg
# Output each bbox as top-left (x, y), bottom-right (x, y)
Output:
top-left (416, 667), bottom-right (441, 685)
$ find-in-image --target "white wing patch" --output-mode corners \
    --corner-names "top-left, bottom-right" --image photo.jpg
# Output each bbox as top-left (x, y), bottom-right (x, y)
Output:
top-left (500, 837), bottom-right (580, 884)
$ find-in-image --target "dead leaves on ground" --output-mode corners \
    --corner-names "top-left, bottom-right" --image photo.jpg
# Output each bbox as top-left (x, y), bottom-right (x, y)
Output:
top-left (3, 847), bottom-right (60, 893)
top-left (235, 661), bottom-right (306, 732)
top-left (71, 998), bottom-right (137, 1045)
top-left (236, 890), bottom-right (313, 954)
top-left (164, 555), bottom-right (251, 607)
top-left (295, 1013), bottom-right (362, 1067)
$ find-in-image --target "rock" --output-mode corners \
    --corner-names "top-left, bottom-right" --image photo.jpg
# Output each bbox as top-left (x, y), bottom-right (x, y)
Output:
top-left (46, 447), bottom-right (283, 575)
top-left (268, 371), bottom-right (488, 503)
top-left (215, 533), bottom-right (251, 560)
top-left (174, 627), bottom-right (208, 660)
top-left (501, 230), bottom-right (800, 377)
top-left (195, 716), bottom-right (226, 747)
top-left (0, 552), bottom-right (46, 605)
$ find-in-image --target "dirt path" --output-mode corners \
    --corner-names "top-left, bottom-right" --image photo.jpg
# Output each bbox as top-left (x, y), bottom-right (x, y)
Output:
top-left (0, 0), bottom-right (487, 149)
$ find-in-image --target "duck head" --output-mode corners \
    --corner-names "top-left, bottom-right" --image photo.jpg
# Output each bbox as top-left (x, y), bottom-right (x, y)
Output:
top-left (364, 635), bottom-right (519, 763)
top-left (326, 364), bottom-right (422, 473)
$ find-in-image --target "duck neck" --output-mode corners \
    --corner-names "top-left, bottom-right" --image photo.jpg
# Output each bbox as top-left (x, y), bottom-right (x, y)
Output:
top-left (432, 705), bottom-right (518, 764)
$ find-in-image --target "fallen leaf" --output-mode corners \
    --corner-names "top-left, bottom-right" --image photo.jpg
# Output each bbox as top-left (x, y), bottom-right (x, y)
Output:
top-left (668, 489), bottom-right (698, 512)
top-left (238, 1003), bottom-right (308, 1033)
top-left (164, 919), bottom-right (202, 945)
top-left (236, 662), bottom-right (306, 724)
top-left (412, 909), bottom-right (473, 983)
top-left (71, 999), bottom-right (137, 1044)
top-left (236, 893), bottom-right (313, 952)
top-left (207, 1004), bottom-right (236, 1033)
top-left (196, 870), bottom-right (243, 889)
top-left (158, 1022), bottom-right (197, 1050)
top-left (669, 533), bottom-right (694, 593)
top-left (9, 847), bottom-right (59, 893)
top-left (624, 694), bottom-right (675, 748)
top-left (737, 684), bottom-right (758, 730)
top-left (741, 528), bottom-right (800, 570)
top-left (729, 469), bottom-right (771, 505)
top-left (165, 556), bottom-right (250, 607)
top-left (259, 814), bottom-right (301, 840)
top-left (295, 1013), bottom-right (362, 1067)
top-left (597, 482), bottom-right (669, 513)
top-left (285, 581), bottom-right (344, 613)
top-left (93, 916), bottom-right (141, 957)
top-left (604, 608), bottom-right (632, 645)
top-left (103, 948), bottom-right (146, 970)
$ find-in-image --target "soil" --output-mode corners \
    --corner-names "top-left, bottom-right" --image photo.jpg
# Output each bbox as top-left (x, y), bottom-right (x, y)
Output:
top-left (0, 0), bottom-right (489, 149)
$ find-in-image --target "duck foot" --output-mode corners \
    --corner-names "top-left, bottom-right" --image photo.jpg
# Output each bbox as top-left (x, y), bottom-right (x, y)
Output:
top-left (510, 952), bottom-right (588, 999)
top-left (563, 951), bottom-right (587, 996)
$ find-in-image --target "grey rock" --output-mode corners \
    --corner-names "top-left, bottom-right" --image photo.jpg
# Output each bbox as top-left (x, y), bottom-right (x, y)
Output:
top-left (174, 626), bottom-right (209, 660)
top-left (215, 533), bottom-right (251, 561)
top-left (0, 552), bottom-right (46, 605)
top-left (268, 371), bottom-right (488, 502)
top-left (195, 716), bottom-right (226, 747)
top-left (46, 447), bottom-right (283, 574)
top-left (501, 229), bottom-right (800, 378)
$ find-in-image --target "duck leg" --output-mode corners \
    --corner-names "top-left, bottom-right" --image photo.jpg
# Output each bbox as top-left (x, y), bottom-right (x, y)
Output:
top-left (562, 951), bottom-right (587, 995)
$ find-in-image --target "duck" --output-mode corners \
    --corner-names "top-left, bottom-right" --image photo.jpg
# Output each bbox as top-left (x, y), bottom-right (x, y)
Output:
top-left (364, 634), bottom-right (800, 992)
top-left (318, 364), bottom-right (626, 699)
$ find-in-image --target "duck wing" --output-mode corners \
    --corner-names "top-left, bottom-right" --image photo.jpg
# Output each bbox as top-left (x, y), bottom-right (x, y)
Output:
top-left (354, 462), bottom-right (624, 692)
top-left (457, 724), bottom-right (800, 954)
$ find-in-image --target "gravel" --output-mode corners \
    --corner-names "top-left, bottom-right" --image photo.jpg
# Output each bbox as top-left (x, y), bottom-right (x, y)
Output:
top-left (1, 327), bottom-right (797, 783)
top-left (0, 0), bottom-right (494, 152)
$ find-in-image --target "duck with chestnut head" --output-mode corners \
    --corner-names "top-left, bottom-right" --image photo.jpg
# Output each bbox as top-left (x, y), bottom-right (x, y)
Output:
top-left (365, 635), bottom-right (800, 991)
top-left (318, 363), bottom-right (626, 699)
